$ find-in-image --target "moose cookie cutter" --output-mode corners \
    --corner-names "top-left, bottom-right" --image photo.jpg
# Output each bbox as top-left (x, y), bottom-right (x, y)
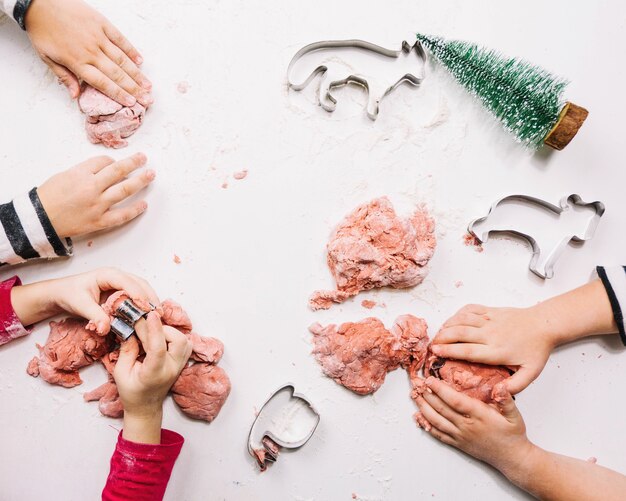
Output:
top-left (247, 384), bottom-right (320, 472)
top-left (287, 39), bottom-right (426, 120)
top-left (109, 298), bottom-right (156, 341)
top-left (468, 194), bottom-right (605, 279)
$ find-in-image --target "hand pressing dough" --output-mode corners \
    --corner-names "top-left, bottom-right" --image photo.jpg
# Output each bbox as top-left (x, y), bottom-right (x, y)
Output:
top-left (309, 314), bottom-right (429, 395)
top-left (27, 296), bottom-right (230, 422)
top-left (78, 85), bottom-right (146, 149)
top-left (310, 197), bottom-right (436, 310)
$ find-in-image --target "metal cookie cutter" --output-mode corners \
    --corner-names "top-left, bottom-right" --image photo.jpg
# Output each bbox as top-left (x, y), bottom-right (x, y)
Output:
top-left (109, 298), bottom-right (155, 341)
top-left (287, 39), bottom-right (426, 120)
top-left (468, 194), bottom-right (605, 279)
top-left (247, 383), bottom-right (320, 472)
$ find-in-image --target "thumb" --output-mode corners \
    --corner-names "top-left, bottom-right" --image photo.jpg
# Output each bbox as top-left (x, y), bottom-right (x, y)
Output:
top-left (47, 60), bottom-right (80, 99)
top-left (492, 383), bottom-right (520, 421)
top-left (114, 337), bottom-right (140, 377)
top-left (505, 366), bottom-right (539, 395)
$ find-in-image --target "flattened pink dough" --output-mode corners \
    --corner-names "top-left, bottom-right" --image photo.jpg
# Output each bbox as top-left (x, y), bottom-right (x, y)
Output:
top-left (28, 294), bottom-right (230, 423)
top-left (309, 314), bottom-right (429, 395)
top-left (310, 197), bottom-right (436, 310)
top-left (78, 85), bottom-right (146, 148)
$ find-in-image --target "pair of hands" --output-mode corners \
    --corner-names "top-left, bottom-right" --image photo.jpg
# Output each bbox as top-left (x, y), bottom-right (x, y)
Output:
top-left (25, 0), bottom-right (152, 107)
top-left (11, 268), bottom-right (191, 445)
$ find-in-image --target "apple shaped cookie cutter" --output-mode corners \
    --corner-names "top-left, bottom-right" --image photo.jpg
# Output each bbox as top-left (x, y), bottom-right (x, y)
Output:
top-left (247, 383), bottom-right (321, 471)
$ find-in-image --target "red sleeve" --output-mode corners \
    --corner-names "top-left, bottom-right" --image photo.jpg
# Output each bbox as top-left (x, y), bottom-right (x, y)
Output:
top-left (102, 429), bottom-right (184, 501)
top-left (0, 276), bottom-right (31, 346)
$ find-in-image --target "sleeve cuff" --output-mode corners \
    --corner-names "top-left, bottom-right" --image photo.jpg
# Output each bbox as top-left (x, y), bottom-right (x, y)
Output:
top-left (596, 266), bottom-right (626, 346)
top-left (12, 0), bottom-right (33, 29)
top-left (0, 276), bottom-right (31, 346)
top-left (117, 429), bottom-right (184, 461)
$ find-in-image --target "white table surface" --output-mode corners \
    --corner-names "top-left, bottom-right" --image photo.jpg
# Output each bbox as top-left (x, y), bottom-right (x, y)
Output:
top-left (1, 1), bottom-right (625, 499)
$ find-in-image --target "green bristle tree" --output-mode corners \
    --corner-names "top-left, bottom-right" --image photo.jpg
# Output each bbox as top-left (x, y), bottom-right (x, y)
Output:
top-left (416, 33), bottom-right (587, 150)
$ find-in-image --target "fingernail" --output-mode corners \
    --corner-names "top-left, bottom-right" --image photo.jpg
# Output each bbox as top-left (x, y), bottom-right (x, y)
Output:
top-left (142, 79), bottom-right (152, 90)
top-left (124, 96), bottom-right (136, 106)
top-left (141, 93), bottom-right (153, 105)
top-left (140, 201), bottom-right (148, 211)
top-left (146, 169), bottom-right (156, 180)
top-left (425, 377), bottom-right (435, 386)
top-left (136, 55), bottom-right (143, 65)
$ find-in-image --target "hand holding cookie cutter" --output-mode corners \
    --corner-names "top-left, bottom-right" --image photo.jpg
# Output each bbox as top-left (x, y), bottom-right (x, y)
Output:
top-left (109, 298), bottom-right (156, 341)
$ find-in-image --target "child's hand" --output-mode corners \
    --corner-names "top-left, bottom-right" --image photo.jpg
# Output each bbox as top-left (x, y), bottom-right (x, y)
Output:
top-left (415, 377), bottom-right (536, 476)
top-left (11, 267), bottom-right (159, 332)
top-left (114, 313), bottom-right (192, 444)
top-left (431, 305), bottom-right (554, 394)
top-left (37, 153), bottom-right (154, 240)
top-left (24, 0), bottom-right (152, 106)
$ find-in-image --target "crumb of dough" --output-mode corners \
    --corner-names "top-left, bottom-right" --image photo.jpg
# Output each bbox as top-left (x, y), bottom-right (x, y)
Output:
top-left (233, 170), bottom-right (248, 180)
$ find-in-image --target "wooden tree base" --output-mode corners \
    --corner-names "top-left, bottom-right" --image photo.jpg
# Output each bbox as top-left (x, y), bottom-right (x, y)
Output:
top-left (544, 102), bottom-right (589, 150)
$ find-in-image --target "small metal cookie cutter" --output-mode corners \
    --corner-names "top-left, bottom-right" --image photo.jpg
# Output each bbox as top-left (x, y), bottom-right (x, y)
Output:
top-left (468, 194), bottom-right (606, 279)
top-left (287, 39), bottom-right (426, 120)
top-left (247, 383), bottom-right (320, 472)
top-left (109, 299), bottom-right (155, 341)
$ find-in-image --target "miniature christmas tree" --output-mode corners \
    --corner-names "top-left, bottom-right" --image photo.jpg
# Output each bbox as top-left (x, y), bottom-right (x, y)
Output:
top-left (416, 33), bottom-right (588, 150)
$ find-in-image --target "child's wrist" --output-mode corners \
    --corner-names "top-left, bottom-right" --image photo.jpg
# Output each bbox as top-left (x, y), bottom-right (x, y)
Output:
top-left (122, 408), bottom-right (163, 445)
top-left (11, 282), bottom-right (62, 326)
top-left (496, 440), bottom-right (542, 486)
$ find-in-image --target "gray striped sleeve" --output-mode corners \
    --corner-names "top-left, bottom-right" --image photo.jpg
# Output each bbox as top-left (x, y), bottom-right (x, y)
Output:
top-left (0, 188), bottom-right (72, 267)
top-left (0, 0), bottom-right (33, 29)
top-left (596, 266), bottom-right (626, 346)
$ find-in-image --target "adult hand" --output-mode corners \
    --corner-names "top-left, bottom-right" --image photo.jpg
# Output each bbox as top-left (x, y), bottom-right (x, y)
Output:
top-left (24, 0), bottom-right (152, 106)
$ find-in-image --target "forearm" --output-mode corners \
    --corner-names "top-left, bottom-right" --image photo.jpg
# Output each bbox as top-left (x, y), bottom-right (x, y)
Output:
top-left (503, 444), bottom-right (626, 501)
top-left (10, 280), bottom-right (62, 326)
top-left (529, 280), bottom-right (617, 347)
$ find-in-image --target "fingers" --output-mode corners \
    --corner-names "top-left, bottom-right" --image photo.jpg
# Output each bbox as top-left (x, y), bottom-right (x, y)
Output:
top-left (100, 201), bottom-right (148, 230)
top-left (96, 153), bottom-right (147, 189)
top-left (163, 326), bottom-right (192, 366)
top-left (433, 326), bottom-right (484, 345)
top-left (427, 425), bottom-right (457, 446)
top-left (103, 23), bottom-right (143, 66)
top-left (94, 55), bottom-right (152, 107)
top-left (492, 382), bottom-right (521, 421)
top-left (430, 343), bottom-right (492, 364)
top-left (74, 300), bottom-right (110, 335)
top-left (79, 64), bottom-right (136, 107)
top-left (46, 59), bottom-right (80, 99)
top-left (101, 40), bottom-right (151, 91)
top-left (425, 377), bottom-right (477, 416)
top-left (442, 310), bottom-right (489, 329)
top-left (421, 388), bottom-right (464, 426)
top-left (103, 168), bottom-right (155, 206)
top-left (416, 395), bottom-right (459, 436)
top-left (95, 267), bottom-right (154, 303)
top-left (135, 312), bottom-right (167, 360)
top-left (127, 273), bottom-right (160, 305)
top-left (114, 336), bottom-right (140, 376)
top-left (81, 155), bottom-right (115, 174)
top-left (505, 366), bottom-right (539, 395)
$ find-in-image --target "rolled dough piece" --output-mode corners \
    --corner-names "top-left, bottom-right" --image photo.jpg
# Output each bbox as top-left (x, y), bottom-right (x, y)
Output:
top-left (78, 85), bottom-right (146, 149)
top-left (27, 294), bottom-right (230, 423)
top-left (310, 197), bottom-right (436, 310)
top-left (26, 318), bottom-right (115, 388)
top-left (171, 363), bottom-right (231, 422)
top-left (309, 314), bottom-right (429, 395)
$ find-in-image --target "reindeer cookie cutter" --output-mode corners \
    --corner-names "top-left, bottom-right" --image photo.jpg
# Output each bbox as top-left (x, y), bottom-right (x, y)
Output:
top-left (468, 194), bottom-right (606, 279)
top-left (247, 383), bottom-right (320, 472)
top-left (109, 299), bottom-right (156, 341)
top-left (287, 39), bottom-right (427, 120)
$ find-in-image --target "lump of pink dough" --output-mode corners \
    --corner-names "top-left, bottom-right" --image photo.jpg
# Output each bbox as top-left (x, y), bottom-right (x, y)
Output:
top-left (84, 380), bottom-right (123, 418)
top-left (233, 170), bottom-right (248, 180)
top-left (187, 332), bottom-right (224, 363)
top-left (171, 363), bottom-right (231, 422)
top-left (418, 347), bottom-right (512, 404)
top-left (310, 197), bottom-right (436, 310)
top-left (26, 318), bottom-right (114, 388)
top-left (161, 299), bottom-right (193, 332)
top-left (309, 314), bottom-right (429, 395)
top-left (78, 85), bottom-right (146, 149)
